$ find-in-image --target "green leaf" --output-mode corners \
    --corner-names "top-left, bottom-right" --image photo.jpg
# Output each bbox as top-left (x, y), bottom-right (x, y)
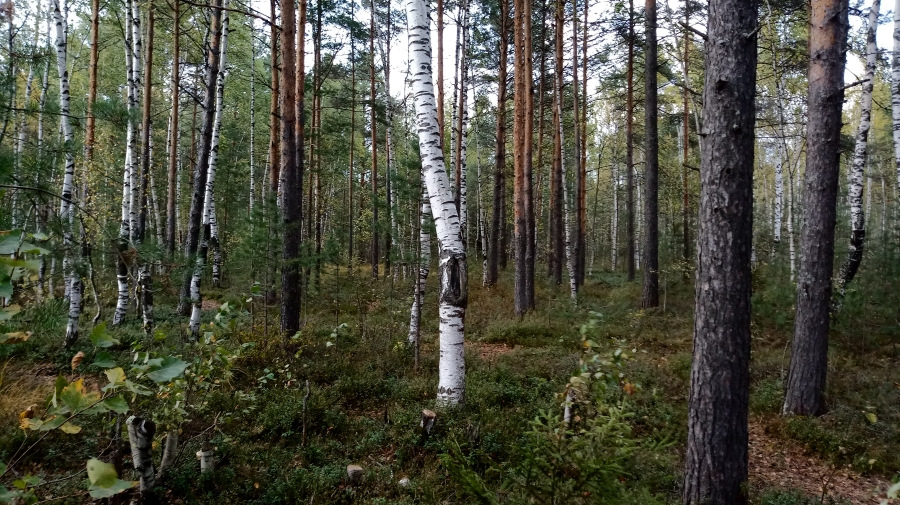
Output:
top-left (103, 367), bottom-right (126, 391)
top-left (866, 412), bottom-right (878, 424)
top-left (59, 379), bottom-right (86, 412)
top-left (93, 351), bottom-right (116, 368)
top-left (59, 421), bottom-right (82, 434)
top-left (88, 479), bottom-right (136, 498)
top-left (51, 375), bottom-right (68, 409)
top-left (89, 323), bottom-right (119, 348)
top-left (0, 281), bottom-right (11, 298)
top-left (86, 458), bottom-right (118, 488)
top-left (145, 356), bottom-right (188, 383)
top-left (101, 396), bottom-right (129, 414)
top-left (0, 304), bottom-right (21, 321)
top-left (0, 234), bottom-right (23, 255)
top-left (39, 416), bottom-right (67, 431)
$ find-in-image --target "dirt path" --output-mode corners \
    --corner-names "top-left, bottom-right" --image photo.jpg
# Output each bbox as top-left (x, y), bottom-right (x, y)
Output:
top-left (749, 418), bottom-right (894, 504)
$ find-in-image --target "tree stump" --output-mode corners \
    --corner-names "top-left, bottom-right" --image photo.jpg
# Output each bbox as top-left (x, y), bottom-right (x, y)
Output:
top-left (346, 464), bottom-right (363, 485)
top-left (420, 409), bottom-right (436, 437)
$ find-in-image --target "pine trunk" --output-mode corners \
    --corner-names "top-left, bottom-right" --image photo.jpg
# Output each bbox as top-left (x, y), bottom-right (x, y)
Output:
top-left (625, 0), bottom-right (636, 281)
top-left (166, 0), bottom-right (180, 256)
top-left (513, 0), bottom-right (535, 314)
top-left (641, 0), bottom-right (659, 308)
top-left (783, 0), bottom-right (849, 417)
top-left (487, 0), bottom-right (508, 286)
top-left (682, 1), bottom-right (757, 503)
top-left (280, 0), bottom-right (305, 336)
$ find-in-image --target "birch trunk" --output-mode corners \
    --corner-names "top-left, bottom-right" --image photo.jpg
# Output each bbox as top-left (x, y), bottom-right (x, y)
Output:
top-left (611, 162), bottom-right (618, 270)
top-left (249, 20), bottom-right (256, 215)
top-left (209, 4), bottom-right (229, 288)
top-left (179, 0), bottom-right (222, 315)
top-left (54, 0), bottom-right (82, 347)
top-left (114, 0), bottom-right (138, 325)
top-left (895, 0), bottom-right (900, 248)
top-left (408, 182), bottom-right (431, 350)
top-left (12, 62), bottom-right (35, 229)
top-left (454, 13), bottom-right (469, 247)
top-left (407, 0), bottom-right (467, 406)
top-left (838, 0), bottom-right (879, 294)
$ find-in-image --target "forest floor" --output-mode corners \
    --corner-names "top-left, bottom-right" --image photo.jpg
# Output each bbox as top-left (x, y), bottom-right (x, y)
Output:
top-left (0, 260), bottom-right (898, 504)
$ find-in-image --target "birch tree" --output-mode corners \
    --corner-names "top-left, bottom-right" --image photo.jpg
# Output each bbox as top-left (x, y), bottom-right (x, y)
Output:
top-left (406, 0), bottom-right (467, 405)
top-left (837, 0), bottom-right (879, 295)
top-left (53, 0), bottom-right (81, 347)
top-left (408, 182), bottom-right (430, 361)
top-left (892, 0), bottom-right (900, 248)
top-left (179, 0), bottom-right (223, 316)
top-left (166, 0), bottom-right (181, 257)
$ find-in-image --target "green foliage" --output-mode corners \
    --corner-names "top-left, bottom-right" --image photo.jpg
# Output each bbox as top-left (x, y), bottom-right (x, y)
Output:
top-left (86, 458), bottom-right (136, 498)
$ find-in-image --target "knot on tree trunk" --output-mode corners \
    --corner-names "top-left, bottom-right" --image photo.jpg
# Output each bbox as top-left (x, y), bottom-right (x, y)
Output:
top-left (438, 250), bottom-right (467, 308)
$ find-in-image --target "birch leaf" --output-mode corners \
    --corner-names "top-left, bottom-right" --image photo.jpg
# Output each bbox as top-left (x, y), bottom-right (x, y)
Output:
top-left (145, 356), bottom-right (188, 383)
top-left (86, 458), bottom-right (117, 487)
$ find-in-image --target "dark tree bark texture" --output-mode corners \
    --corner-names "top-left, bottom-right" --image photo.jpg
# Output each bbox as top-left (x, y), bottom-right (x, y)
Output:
top-left (782, 0), bottom-right (849, 417)
top-left (682, 0), bottom-right (757, 503)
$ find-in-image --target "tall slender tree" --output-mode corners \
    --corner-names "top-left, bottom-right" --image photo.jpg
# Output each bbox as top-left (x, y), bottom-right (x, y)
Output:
top-left (893, 0), bottom-right (900, 247)
top-left (370, 0), bottom-right (379, 279)
top-left (837, 0), bottom-right (880, 295)
top-left (407, 0), bottom-right (468, 405)
top-left (641, 0), bottom-right (659, 308)
top-left (178, 0), bottom-right (223, 316)
top-left (487, 0), bottom-right (508, 287)
top-left (625, 0), bottom-right (635, 281)
top-left (512, 0), bottom-right (535, 314)
top-left (166, 0), bottom-right (181, 257)
top-left (783, 0), bottom-right (849, 417)
top-left (54, 0), bottom-right (81, 346)
top-left (281, 0), bottom-right (305, 336)
top-left (137, 3), bottom-right (156, 333)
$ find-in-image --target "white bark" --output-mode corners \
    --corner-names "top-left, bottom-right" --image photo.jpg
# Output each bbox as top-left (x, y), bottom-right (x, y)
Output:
top-left (407, 0), bottom-right (467, 406)
top-left (457, 24), bottom-right (469, 246)
top-left (209, 4), bottom-right (228, 288)
top-left (787, 169), bottom-right (796, 281)
top-left (129, 0), bottom-right (142, 240)
top-left (114, 1), bottom-right (138, 326)
top-left (190, 2), bottom-right (229, 334)
top-left (555, 54), bottom-right (577, 301)
top-left (840, 0), bottom-right (879, 291)
top-left (773, 145), bottom-right (784, 247)
top-left (126, 416), bottom-right (156, 493)
top-left (408, 182), bottom-right (431, 346)
top-left (150, 127), bottom-right (164, 247)
top-left (611, 161), bottom-right (618, 270)
top-left (249, 22), bottom-right (256, 215)
top-left (53, 0), bottom-right (81, 345)
top-left (12, 64), bottom-right (35, 228)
